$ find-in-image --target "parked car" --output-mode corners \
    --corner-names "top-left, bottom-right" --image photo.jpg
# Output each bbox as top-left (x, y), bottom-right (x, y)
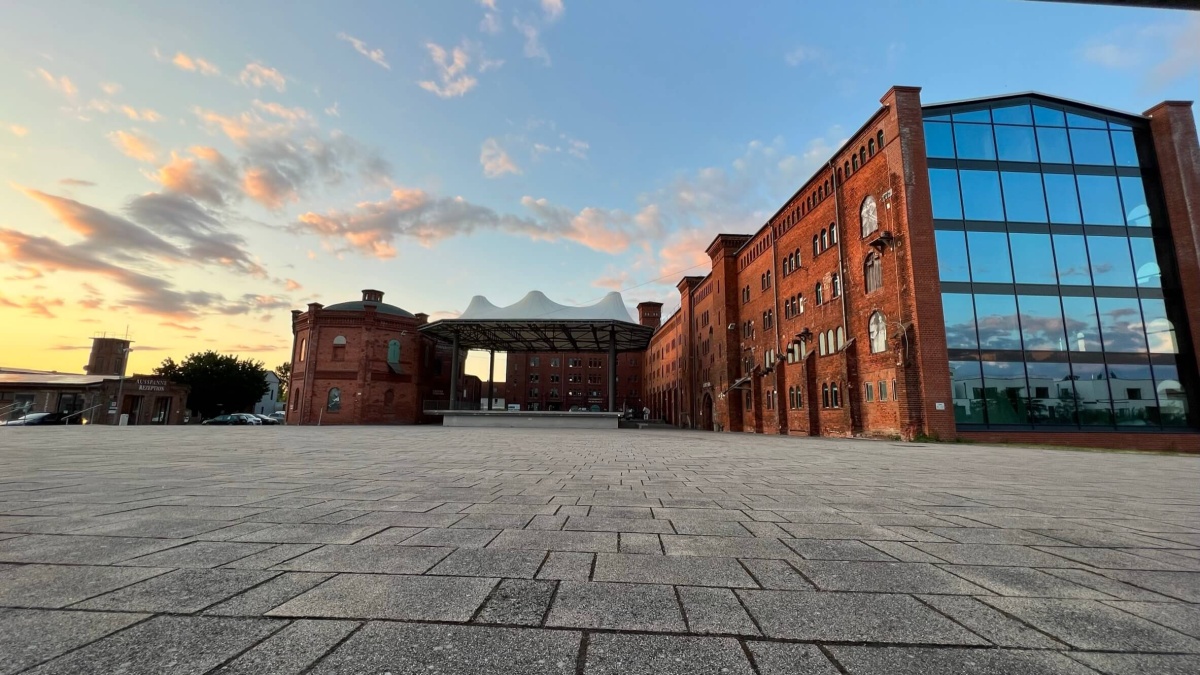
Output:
top-left (235, 413), bottom-right (262, 425)
top-left (253, 414), bottom-right (279, 425)
top-left (202, 414), bottom-right (253, 425)
top-left (1, 412), bottom-right (76, 426)
top-left (269, 411), bottom-right (286, 422)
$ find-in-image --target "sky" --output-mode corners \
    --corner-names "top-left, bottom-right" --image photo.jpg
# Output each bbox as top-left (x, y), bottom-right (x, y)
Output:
top-left (0, 0), bottom-right (1196, 380)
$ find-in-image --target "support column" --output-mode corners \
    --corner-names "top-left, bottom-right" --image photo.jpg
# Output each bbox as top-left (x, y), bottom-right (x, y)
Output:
top-left (448, 333), bottom-right (460, 411)
top-left (487, 349), bottom-right (495, 411)
top-left (608, 328), bottom-right (617, 413)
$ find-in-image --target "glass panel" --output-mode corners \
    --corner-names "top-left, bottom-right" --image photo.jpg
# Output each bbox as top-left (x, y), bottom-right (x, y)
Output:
top-left (1026, 361), bottom-right (1075, 426)
top-left (1076, 175), bottom-right (1124, 225)
top-left (995, 126), bottom-right (1039, 162)
top-left (1108, 362), bottom-right (1158, 427)
top-left (1068, 129), bottom-right (1114, 165)
top-left (953, 109), bottom-right (991, 123)
top-left (954, 123), bottom-right (996, 160)
top-left (1066, 112), bottom-right (1107, 129)
top-left (1053, 234), bottom-right (1092, 285)
top-left (1129, 238), bottom-right (1161, 288)
top-left (1119, 176), bottom-right (1151, 227)
top-left (1062, 296), bottom-right (1103, 353)
top-left (925, 113), bottom-right (951, 122)
top-left (950, 361), bottom-right (986, 424)
top-left (1036, 127), bottom-right (1072, 164)
top-left (1140, 299), bottom-right (1178, 354)
top-left (942, 293), bottom-right (979, 349)
top-left (1108, 120), bottom-right (1133, 131)
top-left (991, 103), bottom-right (1033, 125)
top-left (960, 170), bottom-right (1005, 221)
top-left (967, 231), bottom-right (1012, 282)
top-left (1043, 173), bottom-right (1082, 224)
top-left (1153, 363), bottom-right (1189, 427)
top-left (1009, 233), bottom-right (1058, 285)
top-left (1000, 171), bottom-right (1048, 222)
top-left (923, 121), bottom-right (955, 159)
top-left (1086, 236), bottom-right (1135, 287)
top-left (928, 169), bottom-right (963, 220)
top-left (935, 230), bottom-right (971, 282)
top-left (1018, 295), bottom-right (1067, 351)
top-left (1097, 297), bottom-right (1147, 353)
top-left (1110, 130), bottom-right (1139, 167)
top-left (1033, 105), bottom-right (1066, 127)
top-left (974, 294), bottom-right (1021, 350)
top-left (982, 361), bottom-right (1028, 424)
top-left (1070, 362), bottom-right (1113, 426)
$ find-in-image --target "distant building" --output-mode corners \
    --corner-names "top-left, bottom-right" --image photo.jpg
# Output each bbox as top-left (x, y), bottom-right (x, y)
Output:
top-left (253, 372), bottom-right (283, 415)
top-left (481, 381), bottom-right (505, 410)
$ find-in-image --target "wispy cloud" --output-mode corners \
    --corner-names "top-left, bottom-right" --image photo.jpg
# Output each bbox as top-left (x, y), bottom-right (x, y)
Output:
top-left (480, 138), bottom-right (521, 177)
top-left (34, 67), bottom-right (77, 96)
top-left (59, 178), bottom-right (95, 187)
top-left (8, 124), bottom-right (29, 137)
top-left (337, 32), bottom-right (390, 69)
top-left (784, 45), bottom-right (829, 68)
top-left (170, 51), bottom-right (221, 76)
top-left (325, 101), bottom-right (340, 117)
top-left (514, 18), bottom-right (550, 65)
top-left (418, 42), bottom-right (478, 98)
top-left (119, 105), bottom-right (162, 122)
top-left (108, 129), bottom-right (158, 163)
top-left (1079, 15), bottom-right (1200, 91)
top-left (284, 278), bottom-right (302, 291)
top-left (541, 0), bottom-right (564, 22)
top-left (239, 62), bottom-right (286, 92)
top-left (100, 82), bottom-right (122, 95)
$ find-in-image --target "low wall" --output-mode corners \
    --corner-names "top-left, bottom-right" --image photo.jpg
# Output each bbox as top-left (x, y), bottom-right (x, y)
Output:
top-left (438, 410), bottom-right (620, 430)
top-left (955, 430), bottom-right (1200, 453)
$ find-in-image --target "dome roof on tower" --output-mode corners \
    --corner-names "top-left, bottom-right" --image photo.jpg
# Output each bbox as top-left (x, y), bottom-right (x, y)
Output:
top-left (323, 289), bottom-right (415, 318)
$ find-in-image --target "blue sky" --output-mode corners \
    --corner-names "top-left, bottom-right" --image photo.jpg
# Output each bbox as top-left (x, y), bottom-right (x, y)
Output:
top-left (0, 0), bottom-right (1195, 377)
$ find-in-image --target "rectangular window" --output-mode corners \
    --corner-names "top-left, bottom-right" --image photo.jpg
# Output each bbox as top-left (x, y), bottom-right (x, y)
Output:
top-left (1036, 127), bottom-right (1072, 163)
top-left (1068, 129), bottom-right (1114, 165)
top-left (550, 358), bottom-right (560, 367)
top-left (982, 361), bottom-right (1029, 424)
top-left (1017, 295), bottom-right (1067, 351)
top-left (929, 169), bottom-right (963, 220)
top-left (1076, 175), bottom-right (1125, 225)
top-left (1119, 176), bottom-right (1151, 227)
top-left (529, 374), bottom-right (539, 383)
top-left (1062, 296), bottom-right (1103, 352)
top-left (953, 123), bottom-right (996, 160)
top-left (1000, 172), bottom-right (1048, 222)
top-left (974, 294), bottom-right (1021, 350)
top-left (959, 170), bottom-right (1005, 221)
top-left (865, 383), bottom-right (874, 402)
top-left (1043, 173), bottom-right (1082, 224)
top-left (529, 356), bottom-right (540, 367)
top-left (1086, 236), bottom-right (1136, 287)
top-left (924, 121), bottom-right (955, 158)
top-left (934, 230), bottom-right (970, 282)
top-left (967, 231), bottom-right (1013, 283)
top-left (1110, 130), bottom-right (1139, 167)
top-left (1009, 233), bottom-right (1058, 285)
top-left (1053, 235), bottom-right (1092, 286)
top-left (1097, 297), bottom-right (1148, 353)
top-left (879, 380), bottom-right (888, 401)
top-left (994, 125), bottom-right (1038, 162)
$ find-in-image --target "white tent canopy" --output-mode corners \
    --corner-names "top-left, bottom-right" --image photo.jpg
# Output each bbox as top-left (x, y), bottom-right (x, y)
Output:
top-left (459, 291), bottom-right (635, 323)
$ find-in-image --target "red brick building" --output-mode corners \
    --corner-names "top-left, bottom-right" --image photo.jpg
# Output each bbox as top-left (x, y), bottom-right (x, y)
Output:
top-left (504, 351), bottom-right (643, 413)
top-left (641, 86), bottom-right (1200, 451)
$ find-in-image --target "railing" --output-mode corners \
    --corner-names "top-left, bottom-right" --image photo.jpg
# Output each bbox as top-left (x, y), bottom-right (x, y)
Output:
top-left (62, 404), bottom-right (104, 424)
top-left (422, 400), bottom-right (481, 412)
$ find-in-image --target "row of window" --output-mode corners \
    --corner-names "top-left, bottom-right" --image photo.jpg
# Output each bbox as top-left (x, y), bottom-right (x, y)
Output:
top-left (929, 168), bottom-right (1149, 227)
top-left (812, 225), bottom-right (839, 258)
top-left (863, 379), bottom-right (893, 403)
top-left (526, 388), bottom-right (626, 399)
top-left (527, 357), bottom-right (606, 368)
top-left (925, 119), bottom-right (1138, 167)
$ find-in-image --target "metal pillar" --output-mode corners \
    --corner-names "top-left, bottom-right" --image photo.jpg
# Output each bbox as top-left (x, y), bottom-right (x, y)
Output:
top-left (448, 333), bottom-right (460, 411)
top-left (487, 349), bottom-right (495, 410)
top-left (608, 327), bottom-right (617, 413)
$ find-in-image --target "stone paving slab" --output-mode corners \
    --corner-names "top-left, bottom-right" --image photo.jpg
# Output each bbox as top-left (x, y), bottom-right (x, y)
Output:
top-left (214, 618), bottom-right (359, 675)
top-left (546, 581), bottom-right (686, 631)
top-left (1066, 652), bottom-right (1200, 675)
top-left (748, 642), bottom-right (840, 674)
top-left (0, 533), bottom-right (182, 564)
top-left (592, 552), bottom-right (757, 587)
top-left (268, 573), bottom-right (497, 621)
top-left (74, 568), bottom-right (278, 613)
top-left (792, 560), bottom-right (991, 594)
top-left (828, 646), bottom-right (1098, 675)
top-left (677, 585), bottom-right (760, 635)
top-left (276, 544), bottom-right (452, 574)
top-left (0, 608), bottom-right (148, 675)
top-left (983, 597), bottom-right (1200, 652)
top-left (0, 563), bottom-right (170, 608)
top-left (474, 578), bottom-right (556, 625)
top-left (584, 633), bottom-right (754, 674)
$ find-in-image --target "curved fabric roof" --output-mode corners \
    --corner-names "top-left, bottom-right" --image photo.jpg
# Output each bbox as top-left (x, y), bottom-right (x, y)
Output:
top-left (459, 291), bottom-right (634, 322)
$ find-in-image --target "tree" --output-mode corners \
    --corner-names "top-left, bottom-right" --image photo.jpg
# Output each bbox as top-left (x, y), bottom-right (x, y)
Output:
top-left (154, 351), bottom-right (270, 419)
top-left (274, 362), bottom-right (291, 402)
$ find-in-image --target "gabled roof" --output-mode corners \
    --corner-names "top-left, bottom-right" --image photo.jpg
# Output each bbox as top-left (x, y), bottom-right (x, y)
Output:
top-left (923, 91), bottom-right (1147, 122)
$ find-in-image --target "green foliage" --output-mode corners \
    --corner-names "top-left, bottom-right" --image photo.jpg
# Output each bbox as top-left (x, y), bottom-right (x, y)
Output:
top-left (274, 362), bottom-right (291, 401)
top-left (154, 351), bottom-right (270, 418)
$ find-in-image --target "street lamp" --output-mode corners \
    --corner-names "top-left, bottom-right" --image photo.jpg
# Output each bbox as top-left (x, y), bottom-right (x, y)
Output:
top-left (109, 346), bottom-right (131, 425)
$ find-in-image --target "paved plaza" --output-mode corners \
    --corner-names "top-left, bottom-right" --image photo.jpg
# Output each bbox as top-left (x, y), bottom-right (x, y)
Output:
top-left (0, 427), bottom-right (1197, 674)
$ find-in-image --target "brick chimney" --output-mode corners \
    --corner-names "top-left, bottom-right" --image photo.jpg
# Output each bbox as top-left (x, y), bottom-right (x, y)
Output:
top-left (636, 302), bottom-right (663, 330)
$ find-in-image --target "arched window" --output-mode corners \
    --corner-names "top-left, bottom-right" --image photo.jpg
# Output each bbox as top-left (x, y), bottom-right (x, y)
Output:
top-left (865, 253), bottom-right (883, 293)
top-left (822, 384), bottom-right (830, 408)
top-left (384, 389), bottom-right (394, 405)
top-left (812, 235), bottom-right (819, 258)
top-left (836, 167), bottom-right (843, 182)
top-left (291, 386), bottom-right (301, 411)
top-left (831, 273), bottom-right (841, 298)
top-left (387, 339), bottom-right (401, 363)
top-left (827, 329), bottom-right (836, 352)
top-left (877, 130), bottom-right (885, 149)
top-left (818, 185), bottom-right (824, 200)
top-left (761, 273), bottom-right (766, 289)
top-left (820, 229), bottom-right (828, 250)
top-left (829, 225), bottom-right (837, 245)
top-left (869, 311), bottom-right (887, 353)
top-left (332, 335), bottom-right (347, 361)
top-left (326, 387), bottom-right (341, 412)
top-left (794, 248), bottom-right (801, 267)
top-left (861, 195), bottom-right (879, 238)
top-left (859, 147), bottom-right (867, 165)
top-left (788, 387), bottom-right (795, 409)
top-left (766, 270), bottom-right (771, 288)
top-left (815, 283), bottom-right (823, 306)
top-left (837, 327), bottom-right (845, 349)
top-left (852, 155), bottom-right (859, 171)
top-left (797, 293), bottom-right (804, 314)
top-left (298, 338), bottom-right (307, 362)
top-left (868, 138), bottom-right (876, 156)
top-left (832, 383), bottom-right (840, 408)
top-left (819, 332), bottom-right (827, 356)
top-left (795, 386), bottom-right (802, 408)
top-left (823, 179), bottom-right (830, 195)
top-left (844, 160), bottom-right (851, 176)
top-left (783, 257), bottom-right (790, 275)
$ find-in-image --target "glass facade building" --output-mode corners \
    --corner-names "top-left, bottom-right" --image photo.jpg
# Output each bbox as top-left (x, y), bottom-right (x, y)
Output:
top-left (924, 95), bottom-right (1195, 430)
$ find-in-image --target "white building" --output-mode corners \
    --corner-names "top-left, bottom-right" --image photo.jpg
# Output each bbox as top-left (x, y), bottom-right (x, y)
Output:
top-left (254, 372), bottom-right (283, 415)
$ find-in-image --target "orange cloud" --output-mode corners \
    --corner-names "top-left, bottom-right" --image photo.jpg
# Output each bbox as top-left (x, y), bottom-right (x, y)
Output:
top-left (35, 68), bottom-right (76, 96)
top-left (239, 62), bottom-right (286, 91)
top-left (172, 51), bottom-right (220, 76)
top-left (242, 167), bottom-right (296, 210)
top-left (108, 129), bottom-right (158, 162)
top-left (285, 278), bottom-right (302, 291)
top-left (120, 106), bottom-right (162, 122)
top-left (8, 124), bottom-right (29, 137)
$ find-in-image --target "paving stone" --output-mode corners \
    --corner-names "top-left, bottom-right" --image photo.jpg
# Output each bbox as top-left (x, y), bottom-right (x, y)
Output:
top-left (231, 523), bottom-right (387, 544)
top-left (747, 642), bottom-right (841, 674)
top-left (1041, 568), bottom-right (1177, 601)
top-left (778, 523), bottom-right (910, 540)
top-left (308, 622), bottom-right (580, 674)
top-left (941, 565), bottom-right (1115, 598)
top-left (397, 527), bottom-right (500, 548)
top-left (740, 558), bottom-right (815, 590)
top-left (220, 543), bottom-right (321, 569)
top-left (340, 510), bottom-right (466, 528)
top-left (23, 614), bottom-right (282, 675)
top-left (619, 532), bottom-right (662, 554)
top-left (585, 633), bottom-right (753, 674)
top-left (490, 529), bottom-right (618, 552)
top-left (474, 578), bottom-right (557, 625)
top-left (739, 590), bottom-right (988, 644)
top-left (593, 553), bottom-right (757, 587)
top-left (537, 551), bottom-right (593, 580)
top-left (828, 646), bottom-right (1097, 675)
top-left (565, 516), bottom-right (674, 534)
top-left (784, 538), bottom-right (896, 561)
top-left (918, 595), bottom-right (1063, 648)
top-left (0, 563), bottom-right (170, 608)
top-left (1034, 528), bottom-right (1185, 548)
top-left (71, 517), bottom-right (233, 539)
top-left (453, 513), bottom-right (535, 529)
top-left (1095, 570), bottom-right (1200, 602)
top-left (268, 573), bottom-right (496, 621)
top-left (738, 521), bottom-right (790, 538)
top-left (590, 506), bottom-right (654, 519)
top-left (203, 571), bottom-right (333, 615)
top-left (652, 507), bottom-right (747, 521)
top-left (1103, 600), bottom-right (1200, 638)
top-left (191, 522), bottom-right (278, 541)
top-left (557, 505), bottom-right (592, 516)
top-left (910, 543), bottom-right (1078, 567)
top-left (276, 543), bottom-right (451, 574)
top-left (527, 515), bottom-right (567, 530)
top-left (546, 581), bottom-right (685, 631)
top-left (863, 541), bottom-right (940, 562)
top-left (112, 505), bottom-right (269, 521)
top-left (430, 548), bottom-right (547, 578)
top-left (0, 534), bottom-right (181, 564)
top-left (661, 535), bottom-right (796, 559)
top-left (883, 526), bottom-right (955, 542)
top-left (74, 568), bottom-right (278, 613)
top-left (677, 586), bottom-right (760, 636)
top-left (214, 619), bottom-right (358, 674)
top-left (792, 560), bottom-right (990, 594)
top-left (923, 527), bottom-right (1065, 545)
top-left (1035, 546), bottom-right (1187, 570)
top-left (1067, 652), bottom-right (1200, 675)
top-left (353, 526), bottom-right (424, 544)
top-left (119, 541), bottom-right (272, 568)
top-left (983, 597), bottom-right (1200, 652)
top-left (466, 503), bottom-right (559, 515)
top-left (0, 608), bottom-right (148, 675)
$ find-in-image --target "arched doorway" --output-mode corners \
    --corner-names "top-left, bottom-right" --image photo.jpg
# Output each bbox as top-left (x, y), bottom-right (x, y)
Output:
top-left (701, 393), bottom-right (714, 431)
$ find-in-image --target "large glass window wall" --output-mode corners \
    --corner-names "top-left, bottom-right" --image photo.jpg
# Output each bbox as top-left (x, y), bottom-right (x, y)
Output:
top-left (926, 98), bottom-right (1192, 430)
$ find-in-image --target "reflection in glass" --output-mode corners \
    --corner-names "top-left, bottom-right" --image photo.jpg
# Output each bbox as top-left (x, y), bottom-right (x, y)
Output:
top-left (1000, 172), bottom-right (1048, 222)
top-left (1036, 127), bottom-right (1072, 163)
top-left (1110, 130), bottom-right (1138, 167)
top-left (1025, 361), bottom-right (1074, 425)
top-left (1097, 297), bottom-right (1147, 353)
top-left (924, 122), bottom-right (955, 159)
top-left (1140, 299), bottom-right (1178, 354)
top-left (942, 293), bottom-right (978, 349)
top-left (974, 295), bottom-right (1021, 350)
top-left (1067, 112), bottom-right (1107, 129)
top-left (982, 361), bottom-right (1028, 424)
top-left (960, 170), bottom-right (1005, 221)
top-left (991, 104), bottom-right (1032, 125)
top-left (995, 126), bottom-right (1039, 162)
top-left (1043, 173), bottom-right (1082, 224)
top-left (1086, 236), bottom-right (1135, 287)
top-left (953, 109), bottom-right (991, 123)
top-left (1062, 296), bottom-right (1102, 352)
top-left (1053, 235), bottom-right (1092, 286)
top-left (1070, 362), bottom-right (1113, 426)
top-left (935, 230), bottom-right (971, 282)
top-left (954, 124), bottom-right (996, 160)
top-left (1076, 175), bottom-right (1124, 225)
top-left (1118, 176), bottom-right (1151, 227)
top-left (950, 361), bottom-right (985, 424)
top-left (1009, 233), bottom-right (1058, 284)
top-left (1069, 129), bottom-right (1114, 165)
top-left (1033, 105), bottom-right (1066, 127)
top-left (1129, 238), bottom-right (1161, 287)
top-left (1018, 295), bottom-right (1067, 350)
top-left (929, 169), bottom-right (963, 220)
top-left (1153, 363), bottom-right (1189, 427)
top-left (967, 231), bottom-right (1012, 283)
top-left (1108, 362), bottom-right (1157, 427)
